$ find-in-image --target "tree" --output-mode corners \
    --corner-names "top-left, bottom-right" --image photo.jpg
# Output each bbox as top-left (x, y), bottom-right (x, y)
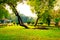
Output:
top-left (53, 9), bottom-right (60, 26)
top-left (0, 4), bottom-right (10, 19)
top-left (0, 0), bottom-right (28, 28)
top-left (27, 0), bottom-right (56, 26)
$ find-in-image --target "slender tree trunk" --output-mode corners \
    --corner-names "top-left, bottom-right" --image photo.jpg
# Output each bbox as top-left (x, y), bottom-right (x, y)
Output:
top-left (55, 22), bottom-right (58, 27)
top-left (34, 17), bottom-right (39, 26)
top-left (8, 3), bottom-right (28, 28)
top-left (34, 11), bottom-right (40, 27)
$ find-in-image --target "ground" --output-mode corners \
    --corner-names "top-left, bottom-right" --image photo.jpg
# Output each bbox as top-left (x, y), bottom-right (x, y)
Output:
top-left (0, 25), bottom-right (60, 40)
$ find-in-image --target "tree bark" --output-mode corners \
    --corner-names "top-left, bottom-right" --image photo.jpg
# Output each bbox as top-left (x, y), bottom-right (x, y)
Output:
top-left (8, 3), bottom-right (28, 28)
top-left (34, 11), bottom-right (40, 27)
top-left (55, 22), bottom-right (58, 27)
top-left (34, 17), bottom-right (39, 26)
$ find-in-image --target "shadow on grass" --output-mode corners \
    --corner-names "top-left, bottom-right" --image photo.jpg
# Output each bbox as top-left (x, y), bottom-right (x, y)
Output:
top-left (0, 26), bottom-right (7, 28)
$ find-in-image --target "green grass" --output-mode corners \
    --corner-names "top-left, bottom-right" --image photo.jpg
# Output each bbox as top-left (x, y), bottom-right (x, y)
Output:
top-left (0, 25), bottom-right (60, 40)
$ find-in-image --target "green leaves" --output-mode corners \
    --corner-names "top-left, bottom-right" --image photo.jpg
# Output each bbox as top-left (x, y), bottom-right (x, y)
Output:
top-left (48, 0), bottom-right (56, 8)
top-left (0, 5), bottom-right (10, 19)
top-left (0, 0), bottom-right (23, 18)
top-left (0, 0), bottom-right (22, 6)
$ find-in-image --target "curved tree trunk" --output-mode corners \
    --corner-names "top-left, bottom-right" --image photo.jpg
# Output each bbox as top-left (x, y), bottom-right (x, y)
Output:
top-left (34, 11), bottom-right (40, 27)
top-left (8, 3), bottom-right (28, 28)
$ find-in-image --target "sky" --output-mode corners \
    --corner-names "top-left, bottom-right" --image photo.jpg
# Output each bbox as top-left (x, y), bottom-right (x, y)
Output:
top-left (16, 3), bottom-right (37, 17)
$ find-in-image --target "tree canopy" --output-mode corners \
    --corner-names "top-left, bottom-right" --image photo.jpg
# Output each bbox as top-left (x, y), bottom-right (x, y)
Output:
top-left (0, 4), bottom-right (10, 19)
top-left (27, 0), bottom-right (56, 26)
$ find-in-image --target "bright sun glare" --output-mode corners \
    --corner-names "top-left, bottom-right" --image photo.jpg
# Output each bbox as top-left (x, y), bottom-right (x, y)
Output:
top-left (5, 4), bottom-right (13, 14)
top-left (16, 3), bottom-right (37, 17)
top-left (54, 6), bottom-right (59, 10)
top-left (5, 2), bottom-right (37, 18)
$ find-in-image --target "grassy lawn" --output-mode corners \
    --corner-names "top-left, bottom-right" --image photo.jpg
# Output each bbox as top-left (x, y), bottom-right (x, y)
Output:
top-left (0, 25), bottom-right (60, 40)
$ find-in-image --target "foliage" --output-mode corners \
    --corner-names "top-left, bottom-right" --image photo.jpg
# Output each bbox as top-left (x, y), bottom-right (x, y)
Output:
top-left (27, 0), bottom-right (56, 14)
top-left (27, 0), bottom-right (56, 26)
top-left (0, 4), bottom-right (10, 19)
top-left (0, 0), bottom-right (22, 5)
top-left (54, 18), bottom-right (60, 23)
top-left (0, 0), bottom-right (22, 19)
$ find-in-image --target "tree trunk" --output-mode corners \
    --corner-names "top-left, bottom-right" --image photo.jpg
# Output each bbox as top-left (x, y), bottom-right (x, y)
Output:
top-left (55, 22), bottom-right (58, 27)
top-left (34, 17), bottom-right (39, 26)
top-left (8, 3), bottom-right (28, 28)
